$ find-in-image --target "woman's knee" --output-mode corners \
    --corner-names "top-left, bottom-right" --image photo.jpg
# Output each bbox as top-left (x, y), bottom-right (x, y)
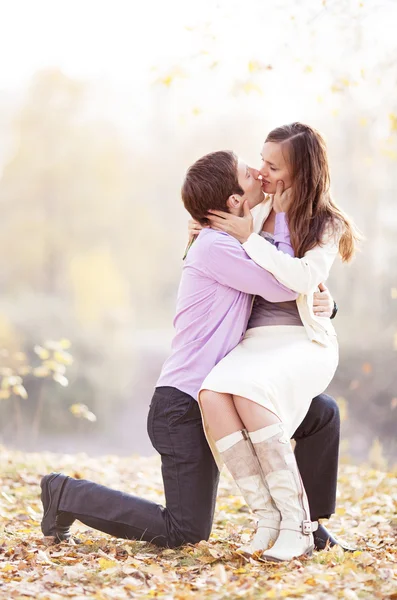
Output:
top-left (199, 390), bottom-right (220, 414)
top-left (200, 389), bottom-right (216, 405)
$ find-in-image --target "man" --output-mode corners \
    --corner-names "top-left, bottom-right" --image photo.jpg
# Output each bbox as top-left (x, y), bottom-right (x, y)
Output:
top-left (41, 151), bottom-right (346, 551)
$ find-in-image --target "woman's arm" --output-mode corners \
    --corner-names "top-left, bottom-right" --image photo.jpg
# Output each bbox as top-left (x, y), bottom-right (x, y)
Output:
top-left (242, 228), bottom-right (339, 294)
top-left (205, 185), bottom-right (340, 295)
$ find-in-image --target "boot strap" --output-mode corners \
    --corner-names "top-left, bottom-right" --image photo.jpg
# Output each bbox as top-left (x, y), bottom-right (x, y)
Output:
top-left (256, 517), bottom-right (280, 530)
top-left (280, 519), bottom-right (318, 535)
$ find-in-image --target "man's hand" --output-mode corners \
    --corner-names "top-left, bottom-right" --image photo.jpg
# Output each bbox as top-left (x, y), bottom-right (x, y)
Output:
top-left (206, 200), bottom-right (254, 243)
top-left (273, 180), bottom-right (294, 214)
top-left (313, 283), bottom-right (334, 318)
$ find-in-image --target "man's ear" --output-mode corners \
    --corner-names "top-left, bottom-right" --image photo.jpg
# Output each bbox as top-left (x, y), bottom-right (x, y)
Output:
top-left (226, 194), bottom-right (243, 210)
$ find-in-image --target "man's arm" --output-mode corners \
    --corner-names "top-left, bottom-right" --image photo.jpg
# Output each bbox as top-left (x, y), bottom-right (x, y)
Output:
top-left (206, 233), bottom-right (298, 302)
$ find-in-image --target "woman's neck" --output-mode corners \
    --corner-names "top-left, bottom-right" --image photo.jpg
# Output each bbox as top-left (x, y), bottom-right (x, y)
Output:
top-left (262, 209), bottom-right (276, 234)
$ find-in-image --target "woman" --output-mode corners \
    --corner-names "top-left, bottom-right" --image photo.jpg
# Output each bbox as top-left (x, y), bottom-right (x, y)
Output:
top-left (189, 123), bottom-right (360, 562)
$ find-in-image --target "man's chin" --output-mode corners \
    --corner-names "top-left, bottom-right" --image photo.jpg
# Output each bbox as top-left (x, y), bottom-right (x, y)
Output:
top-left (249, 193), bottom-right (266, 209)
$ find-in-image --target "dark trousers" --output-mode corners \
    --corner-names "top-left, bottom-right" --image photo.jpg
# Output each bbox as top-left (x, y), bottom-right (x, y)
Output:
top-left (59, 387), bottom-right (339, 547)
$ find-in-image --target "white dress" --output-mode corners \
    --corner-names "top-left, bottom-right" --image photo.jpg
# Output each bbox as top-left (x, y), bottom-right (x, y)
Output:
top-left (198, 227), bottom-right (339, 471)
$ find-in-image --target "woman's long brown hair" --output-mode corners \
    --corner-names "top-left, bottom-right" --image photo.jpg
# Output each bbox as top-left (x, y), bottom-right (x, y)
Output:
top-left (266, 123), bottom-right (361, 261)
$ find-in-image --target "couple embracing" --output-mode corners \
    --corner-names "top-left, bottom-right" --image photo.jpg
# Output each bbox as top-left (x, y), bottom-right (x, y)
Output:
top-left (41, 122), bottom-right (359, 562)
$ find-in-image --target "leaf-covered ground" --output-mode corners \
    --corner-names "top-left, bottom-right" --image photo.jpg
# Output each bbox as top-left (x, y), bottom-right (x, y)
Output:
top-left (0, 448), bottom-right (396, 600)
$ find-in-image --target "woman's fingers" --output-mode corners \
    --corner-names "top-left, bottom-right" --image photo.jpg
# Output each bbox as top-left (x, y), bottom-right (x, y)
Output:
top-left (207, 210), bottom-right (229, 219)
top-left (207, 215), bottom-right (229, 226)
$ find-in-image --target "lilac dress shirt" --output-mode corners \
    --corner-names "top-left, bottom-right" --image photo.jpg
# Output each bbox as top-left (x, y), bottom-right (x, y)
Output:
top-left (156, 213), bottom-right (297, 400)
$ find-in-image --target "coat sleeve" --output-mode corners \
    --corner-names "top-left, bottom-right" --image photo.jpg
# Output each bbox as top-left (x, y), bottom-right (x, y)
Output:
top-left (242, 226), bottom-right (340, 294)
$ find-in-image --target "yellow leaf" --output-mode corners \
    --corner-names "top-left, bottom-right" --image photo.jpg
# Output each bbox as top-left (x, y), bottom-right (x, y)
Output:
top-left (54, 350), bottom-right (73, 365)
top-left (389, 113), bottom-right (397, 132)
top-left (12, 384), bottom-right (28, 399)
top-left (34, 345), bottom-right (50, 360)
top-left (248, 60), bottom-right (259, 73)
top-left (336, 397), bottom-right (348, 422)
top-left (69, 403), bottom-right (97, 422)
top-left (242, 82), bottom-right (262, 95)
top-left (59, 338), bottom-right (72, 349)
top-left (98, 558), bottom-right (117, 570)
top-left (53, 373), bottom-right (68, 387)
top-left (1, 564), bottom-right (15, 572)
top-left (33, 366), bottom-right (50, 378)
top-left (0, 389), bottom-right (10, 400)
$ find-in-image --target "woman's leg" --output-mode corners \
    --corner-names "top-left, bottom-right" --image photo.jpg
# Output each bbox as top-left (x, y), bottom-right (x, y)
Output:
top-left (233, 395), bottom-right (280, 430)
top-left (232, 395), bottom-right (317, 561)
top-left (199, 391), bottom-right (244, 440)
top-left (199, 391), bottom-right (280, 552)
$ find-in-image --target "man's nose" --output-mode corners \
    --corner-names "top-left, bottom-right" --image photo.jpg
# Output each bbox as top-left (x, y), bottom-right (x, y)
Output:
top-left (251, 168), bottom-right (262, 180)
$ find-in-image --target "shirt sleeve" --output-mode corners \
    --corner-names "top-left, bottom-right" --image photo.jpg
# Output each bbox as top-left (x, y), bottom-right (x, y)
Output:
top-left (273, 213), bottom-right (294, 256)
top-left (206, 234), bottom-right (298, 302)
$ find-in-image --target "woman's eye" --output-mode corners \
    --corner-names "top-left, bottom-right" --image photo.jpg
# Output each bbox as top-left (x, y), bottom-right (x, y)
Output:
top-left (270, 166), bottom-right (276, 171)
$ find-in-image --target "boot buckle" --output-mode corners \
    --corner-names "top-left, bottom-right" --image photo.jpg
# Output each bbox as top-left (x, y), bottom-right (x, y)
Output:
top-left (302, 520), bottom-right (313, 535)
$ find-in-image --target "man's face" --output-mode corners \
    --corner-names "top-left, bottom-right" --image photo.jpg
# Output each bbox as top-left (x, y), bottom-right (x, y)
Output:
top-left (236, 159), bottom-right (264, 209)
top-left (259, 142), bottom-right (293, 194)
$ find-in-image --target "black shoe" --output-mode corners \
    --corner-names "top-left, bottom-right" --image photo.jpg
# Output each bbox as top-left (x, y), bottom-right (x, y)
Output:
top-left (314, 523), bottom-right (357, 552)
top-left (41, 473), bottom-right (75, 542)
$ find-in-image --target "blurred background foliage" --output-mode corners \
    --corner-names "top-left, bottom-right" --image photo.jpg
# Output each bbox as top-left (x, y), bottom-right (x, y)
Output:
top-left (0, 0), bottom-right (395, 466)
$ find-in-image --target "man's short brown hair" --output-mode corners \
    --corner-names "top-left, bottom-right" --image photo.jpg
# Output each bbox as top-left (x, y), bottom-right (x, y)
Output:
top-left (182, 151), bottom-right (243, 225)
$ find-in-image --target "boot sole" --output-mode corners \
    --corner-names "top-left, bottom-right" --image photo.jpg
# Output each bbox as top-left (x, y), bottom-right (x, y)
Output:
top-left (262, 545), bottom-right (314, 563)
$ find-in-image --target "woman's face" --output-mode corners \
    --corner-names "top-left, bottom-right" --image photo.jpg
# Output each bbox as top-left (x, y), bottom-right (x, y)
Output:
top-left (259, 141), bottom-right (293, 195)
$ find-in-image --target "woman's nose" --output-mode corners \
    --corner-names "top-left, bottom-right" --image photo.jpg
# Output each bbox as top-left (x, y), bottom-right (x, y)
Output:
top-left (259, 165), bottom-right (268, 178)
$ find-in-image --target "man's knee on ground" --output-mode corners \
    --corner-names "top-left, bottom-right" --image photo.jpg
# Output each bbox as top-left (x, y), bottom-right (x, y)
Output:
top-left (168, 525), bottom-right (210, 548)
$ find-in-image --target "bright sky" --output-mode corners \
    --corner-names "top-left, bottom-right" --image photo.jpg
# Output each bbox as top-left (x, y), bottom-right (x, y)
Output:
top-left (0, 0), bottom-right (396, 151)
top-left (1, 0), bottom-right (395, 90)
